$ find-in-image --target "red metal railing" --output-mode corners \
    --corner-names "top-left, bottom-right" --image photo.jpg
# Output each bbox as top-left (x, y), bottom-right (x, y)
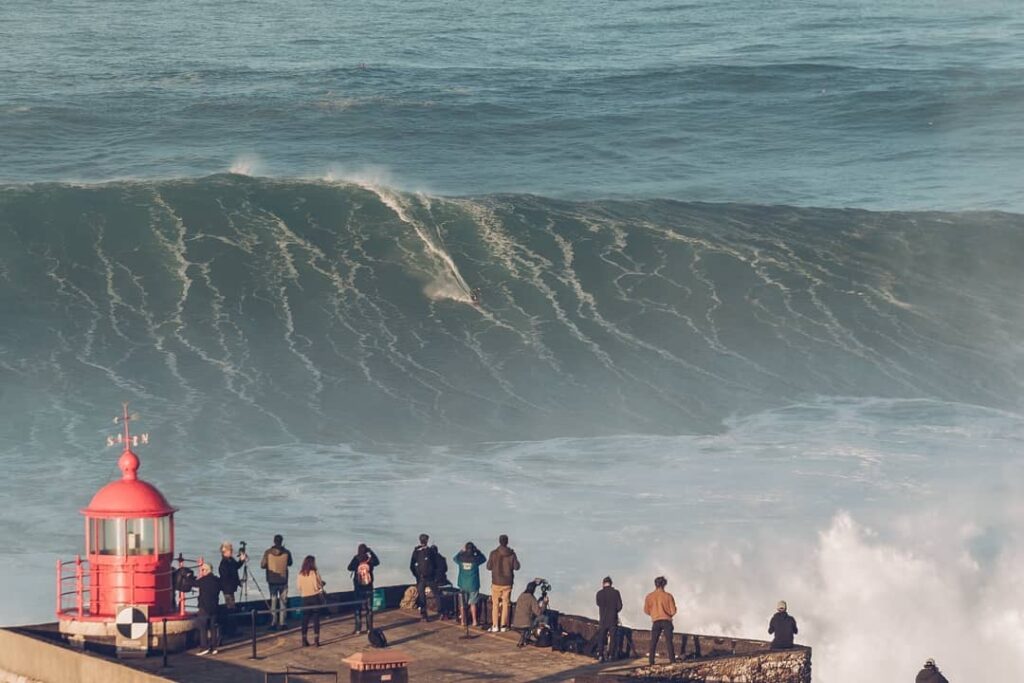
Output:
top-left (56, 554), bottom-right (204, 619)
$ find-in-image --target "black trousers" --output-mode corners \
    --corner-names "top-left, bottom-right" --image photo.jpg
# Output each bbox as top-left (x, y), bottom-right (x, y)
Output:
top-left (588, 623), bottom-right (617, 659)
top-left (415, 578), bottom-right (439, 616)
top-left (650, 619), bottom-right (675, 663)
top-left (354, 586), bottom-right (372, 631)
top-left (198, 610), bottom-right (219, 650)
top-left (301, 596), bottom-right (322, 637)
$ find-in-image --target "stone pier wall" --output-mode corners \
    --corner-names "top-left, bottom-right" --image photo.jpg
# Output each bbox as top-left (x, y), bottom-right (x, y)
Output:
top-left (624, 648), bottom-right (812, 683)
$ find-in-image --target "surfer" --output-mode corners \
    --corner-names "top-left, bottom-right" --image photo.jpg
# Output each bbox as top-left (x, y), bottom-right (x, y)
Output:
top-left (470, 288), bottom-right (481, 305)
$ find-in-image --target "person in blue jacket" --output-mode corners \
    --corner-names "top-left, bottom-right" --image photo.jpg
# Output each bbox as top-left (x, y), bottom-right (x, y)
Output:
top-left (453, 541), bottom-right (487, 628)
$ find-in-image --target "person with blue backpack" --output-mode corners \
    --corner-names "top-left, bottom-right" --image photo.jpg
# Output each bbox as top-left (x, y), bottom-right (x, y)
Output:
top-left (453, 541), bottom-right (486, 627)
top-left (347, 543), bottom-right (380, 634)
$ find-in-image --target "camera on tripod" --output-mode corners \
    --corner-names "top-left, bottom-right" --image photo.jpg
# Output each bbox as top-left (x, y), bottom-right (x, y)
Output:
top-left (536, 578), bottom-right (552, 602)
top-left (238, 540), bottom-right (247, 559)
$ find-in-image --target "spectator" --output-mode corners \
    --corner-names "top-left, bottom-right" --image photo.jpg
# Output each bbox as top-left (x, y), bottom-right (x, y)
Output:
top-left (644, 576), bottom-right (678, 665)
top-left (195, 562), bottom-right (221, 656)
top-left (347, 543), bottom-right (380, 634)
top-left (410, 533), bottom-right (441, 621)
top-left (218, 542), bottom-right (246, 610)
top-left (511, 581), bottom-right (547, 632)
top-left (587, 576), bottom-right (622, 661)
top-left (916, 658), bottom-right (950, 683)
top-left (260, 534), bottom-right (293, 630)
top-left (453, 542), bottom-right (486, 628)
top-left (486, 534), bottom-right (521, 632)
top-left (297, 555), bottom-right (326, 647)
top-left (769, 600), bottom-right (798, 649)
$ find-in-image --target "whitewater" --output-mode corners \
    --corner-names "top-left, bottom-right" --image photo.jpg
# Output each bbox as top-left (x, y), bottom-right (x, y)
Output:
top-left (3, 0), bottom-right (1024, 680)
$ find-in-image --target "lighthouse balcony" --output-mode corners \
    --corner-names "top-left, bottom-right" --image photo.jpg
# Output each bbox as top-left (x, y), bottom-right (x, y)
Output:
top-left (56, 555), bottom-right (203, 622)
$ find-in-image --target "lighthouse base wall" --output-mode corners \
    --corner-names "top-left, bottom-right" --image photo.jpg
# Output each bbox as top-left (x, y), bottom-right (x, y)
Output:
top-left (0, 628), bottom-right (171, 683)
top-left (58, 616), bottom-right (198, 654)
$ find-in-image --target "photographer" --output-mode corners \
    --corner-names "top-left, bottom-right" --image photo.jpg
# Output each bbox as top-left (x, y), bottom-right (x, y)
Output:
top-left (511, 580), bottom-right (548, 631)
top-left (218, 542), bottom-right (247, 610)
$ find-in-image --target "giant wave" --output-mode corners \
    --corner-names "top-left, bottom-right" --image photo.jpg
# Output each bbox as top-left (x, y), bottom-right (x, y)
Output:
top-left (1, 174), bottom-right (1021, 453)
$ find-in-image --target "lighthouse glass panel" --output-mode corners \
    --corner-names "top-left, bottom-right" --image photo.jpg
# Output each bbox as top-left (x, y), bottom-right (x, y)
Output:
top-left (95, 518), bottom-right (124, 555)
top-left (156, 516), bottom-right (171, 554)
top-left (125, 517), bottom-right (155, 555)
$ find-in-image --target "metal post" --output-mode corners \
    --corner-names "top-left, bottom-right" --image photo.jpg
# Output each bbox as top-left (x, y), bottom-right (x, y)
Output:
top-left (161, 618), bottom-right (168, 668)
top-left (55, 559), bottom-right (61, 614)
top-left (75, 555), bottom-right (83, 617)
top-left (250, 608), bottom-right (258, 659)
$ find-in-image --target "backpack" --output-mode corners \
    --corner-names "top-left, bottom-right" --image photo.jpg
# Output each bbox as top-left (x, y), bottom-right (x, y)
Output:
top-left (533, 626), bottom-right (552, 648)
top-left (356, 559), bottom-right (373, 587)
top-left (173, 566), bottom-right (196, 593)
top-left (368, 627), bottom-right (388, 648)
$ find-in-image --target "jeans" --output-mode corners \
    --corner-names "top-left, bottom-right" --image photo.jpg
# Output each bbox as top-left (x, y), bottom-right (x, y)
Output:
top-left (416, 578), bottom-right (439, 616)
top-left (650, 619), bottom-right (675, 664)
top-left (198, 611), bottom-right (219, 650)
top-left (269, 584), bottom-right (288, 626)
top-left (301, 596), bottom-right (322, 641)
top-left (354, 586), bottom-right (373, 632)
top-left (490, 584), bottom-right (512, 628)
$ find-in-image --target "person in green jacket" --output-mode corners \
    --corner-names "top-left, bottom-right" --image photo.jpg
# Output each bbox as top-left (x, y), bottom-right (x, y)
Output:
top-left (453, 541), bottom-right (486, 627)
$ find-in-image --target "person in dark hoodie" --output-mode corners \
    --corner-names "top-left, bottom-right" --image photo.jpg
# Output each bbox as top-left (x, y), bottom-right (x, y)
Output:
top-left (410, 533), bottom-right (440, 621)
top-left (768, 600), bottom-right (798, 649)
top-left (195, 562), bottom-right (222, 655)
top-left (916, 658), bottom-right (950, 683)
top-left (260, 534), bottom-right (293, 630)
top-left (587, 576), bottom-right (623, 661)
top-left (347, 543), bottom-right (380, 634)
top-left (486, 534), bottom-right (521, 632)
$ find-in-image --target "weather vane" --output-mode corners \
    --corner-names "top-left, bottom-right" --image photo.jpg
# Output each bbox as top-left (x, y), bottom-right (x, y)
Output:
top-left (106, 402), bottom-right (150, 449)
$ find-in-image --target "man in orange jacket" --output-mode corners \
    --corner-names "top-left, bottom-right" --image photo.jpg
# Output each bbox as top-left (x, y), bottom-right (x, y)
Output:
top-left (643, 576), bottom-right (678, 665)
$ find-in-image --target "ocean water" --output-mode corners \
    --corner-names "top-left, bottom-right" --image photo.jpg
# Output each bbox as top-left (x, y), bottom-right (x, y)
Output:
top-left (2, 2), bottom-right (1024, 681)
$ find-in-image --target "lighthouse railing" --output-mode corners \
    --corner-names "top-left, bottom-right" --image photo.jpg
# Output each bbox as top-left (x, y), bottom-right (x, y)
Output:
top-left (56, 554), bottom-right (205, 618)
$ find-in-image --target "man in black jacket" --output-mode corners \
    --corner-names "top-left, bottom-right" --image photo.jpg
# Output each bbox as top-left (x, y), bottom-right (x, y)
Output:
top-left (409, 534), bottom-right (440, 621)
top-left (768, 600), bottom-right (798, 649)
top-left (195, 562), bottom-right (222, 655)
top-left (587, 577), bottom-right (623, 661)
top-left (916, 658), bottom-right (950, 683)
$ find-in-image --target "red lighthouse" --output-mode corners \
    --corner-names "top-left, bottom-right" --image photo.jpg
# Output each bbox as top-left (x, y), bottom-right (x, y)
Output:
top-left (57, 405), bottom-right (200, 653)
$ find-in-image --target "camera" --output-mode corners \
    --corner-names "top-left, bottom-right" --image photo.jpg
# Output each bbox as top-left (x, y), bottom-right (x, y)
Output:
top-left (536, 578), bottom-right (552, 602)
top-left (238, 540), bottom-right (247, 559)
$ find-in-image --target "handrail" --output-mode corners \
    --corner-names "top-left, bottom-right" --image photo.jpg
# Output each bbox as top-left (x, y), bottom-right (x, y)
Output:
top-left (56, 553), bottom-right (204, 617)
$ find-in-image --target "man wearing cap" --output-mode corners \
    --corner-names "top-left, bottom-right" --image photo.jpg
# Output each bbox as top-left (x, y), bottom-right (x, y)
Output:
top-left (916, 658), bottom-right (949, 683)
top-left (587, 576), bottom-right (623, 661)
top-left (768, 600), bottom-right (798, 649)
top-left (644, 576), bottom-right (678, 664)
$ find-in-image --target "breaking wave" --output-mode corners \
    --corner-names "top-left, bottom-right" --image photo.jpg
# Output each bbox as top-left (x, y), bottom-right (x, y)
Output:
top-left (0, 174), bottom-right (1022, 451)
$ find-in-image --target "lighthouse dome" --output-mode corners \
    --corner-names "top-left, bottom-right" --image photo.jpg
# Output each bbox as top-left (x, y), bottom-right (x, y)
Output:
top-left (81, 448), bottom-right (177, 518)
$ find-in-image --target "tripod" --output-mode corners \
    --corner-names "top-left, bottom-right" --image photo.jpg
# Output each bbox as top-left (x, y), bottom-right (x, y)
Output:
top-left (240, 554), bottom-right (272, 610)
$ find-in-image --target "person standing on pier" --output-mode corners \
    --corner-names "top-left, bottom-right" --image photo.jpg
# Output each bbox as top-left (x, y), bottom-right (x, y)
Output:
top-left (587, 576), bottom-right (622, 661)
top-left (410, 534), bottom-right (441, 621)
top-left (348, 543), bottom-right (380, 634)
top-left (644, 576), bottom-right (678, 664)
top-left (218, 542), bottom-right (246, 610)
top-left (297, 555), bottom-right (326, 647)
top-left (195, 562), bottom-right (222, 656)
top-left (261, 534), bottom-right (293, 630)
top-left (454, 541), bottom-right (486, 628)
top-left (487, 534), bottom-right (521, 632)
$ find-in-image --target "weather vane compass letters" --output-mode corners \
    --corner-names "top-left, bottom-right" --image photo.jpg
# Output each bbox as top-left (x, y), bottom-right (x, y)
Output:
top-left (106, 403), bottom-right (150, 450)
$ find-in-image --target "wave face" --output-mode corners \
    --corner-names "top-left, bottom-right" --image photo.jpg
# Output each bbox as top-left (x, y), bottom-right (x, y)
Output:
top-left (1, 176), bottom-right (1021, 451)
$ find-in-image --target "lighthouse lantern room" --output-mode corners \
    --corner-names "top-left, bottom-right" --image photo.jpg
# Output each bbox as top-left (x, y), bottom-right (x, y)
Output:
top-left (57, 405), bottom-right (200, 652)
